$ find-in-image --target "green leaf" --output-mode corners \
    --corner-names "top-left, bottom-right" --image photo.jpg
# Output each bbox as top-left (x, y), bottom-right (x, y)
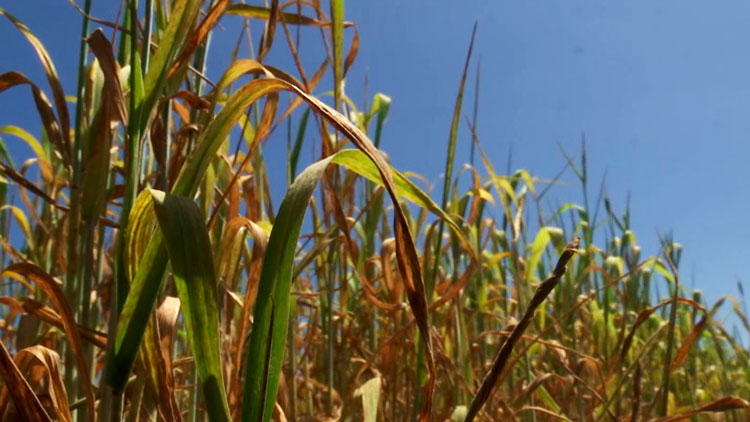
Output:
top-left (515, 169), bottom-right (536, 195)
top-left (243, 146), bottom-right (449, 422)
top-left (106, 224), bottom-right (167, 391)
top-left (526, 226), bottom-right (563, 281)
top-left (138, 0), bottom-right (201, 135)
top-left (107, 78), bottom-right (289, 391)
top-left (545, 202), bottom-right (585, 226)
top-left (242, 153), bottom-right (334, 422)
top-left (536, 385), bottom-right (562, 413)
top-left (151, 190), bottom-right (231, 422)
top-left (654, 259), bottom-right (676, 283)
top-left (330, 0), bottom-right (345, 109)
top-left (370, 93), bottom-right (391, 148)
top-left (288, 107), bottom-right (310, 183)
top-left (108, 74), bottom-right (445, 416)
top-left (0, 125), bottom-right (47, 163)
top-left (172, 78), bottom-right (289, 197)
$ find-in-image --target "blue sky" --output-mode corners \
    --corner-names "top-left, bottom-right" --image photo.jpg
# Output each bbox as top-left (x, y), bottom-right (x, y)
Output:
top-left (2, 1), bottom-right (749, 314)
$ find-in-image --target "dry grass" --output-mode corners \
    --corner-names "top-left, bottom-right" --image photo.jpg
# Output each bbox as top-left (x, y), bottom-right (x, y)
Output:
top-left (0, 1), bottom-right (748, 422)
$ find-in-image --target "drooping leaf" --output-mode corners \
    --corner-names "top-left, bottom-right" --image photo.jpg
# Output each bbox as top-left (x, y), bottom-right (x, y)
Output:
top-left (242, 144), bottom-right (445, 422)
top-left (14, 346), bottom-right (72, 422)
top-left (0, 341), bottom-right (52, 422)
top-left (0, 9), bottom-right (70, 161)
top-left (651, 397), bottom-right (750, 422)
top-left (0, 263), bottom-right (95, 422)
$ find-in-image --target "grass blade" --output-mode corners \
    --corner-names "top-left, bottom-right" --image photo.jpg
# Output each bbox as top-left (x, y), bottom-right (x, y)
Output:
top-left (106, 78), bottom-right (288, 392)
top-left (650, 397), bottom-right (750, 422)
top-left (14, 346), bottom-right (72, 422)
top-left (420, 23), bottom-right (476, 417)
top-left (151, 190), bottom-right (231, 422)
top-left (242, 144), bottom-right (447, 422)
top-left (0, 341), bottom-right (52, 422)
top-left (354, 376), bottom-right (382, 422)
top-left (167, 0), bottom-right (230, 79)
top-left (288, 107), bottom-right (310, 183)
top-left (0, 263), bottom-right (95, 422)
top-left (226, 4), bottom-right (334, 27)
top-left (330, 0), bottom-right (345, 110)
top-left (0, 73), bottom-right (65, 165)
top-left (241, 154), bottom-right (333, 422)
top-left (464, 237), bottom-right (579, 422)
top-left (0, 8), bottom-right (70, 163)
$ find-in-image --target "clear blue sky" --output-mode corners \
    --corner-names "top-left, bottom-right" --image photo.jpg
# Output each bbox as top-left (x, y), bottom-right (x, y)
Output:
top-left (2, 1), bottom-right (749, 313)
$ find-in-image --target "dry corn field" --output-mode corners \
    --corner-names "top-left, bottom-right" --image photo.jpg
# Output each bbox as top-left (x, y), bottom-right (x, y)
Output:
top-left (0, 1), bottom-right (748, 422)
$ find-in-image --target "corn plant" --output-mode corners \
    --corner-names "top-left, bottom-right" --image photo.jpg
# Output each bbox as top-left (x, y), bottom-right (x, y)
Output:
top-left (0, 1), bottom-right (748, 422)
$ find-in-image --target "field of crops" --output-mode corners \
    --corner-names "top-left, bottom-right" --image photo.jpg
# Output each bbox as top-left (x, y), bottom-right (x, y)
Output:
top-left (0, 1), bottom-right (748, 421)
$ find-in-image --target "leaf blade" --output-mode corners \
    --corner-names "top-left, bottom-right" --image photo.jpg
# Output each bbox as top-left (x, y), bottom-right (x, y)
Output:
top-left (151, 190), bottom-right (231, 422)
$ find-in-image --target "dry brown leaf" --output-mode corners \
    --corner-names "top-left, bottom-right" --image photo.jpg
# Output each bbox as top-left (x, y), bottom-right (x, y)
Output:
top-left (0, 341), bottom-right (51, 422)
top-left (650, 397), bottom-right (750, 422)
top-left (1, 263), bottom-right (96, 422)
